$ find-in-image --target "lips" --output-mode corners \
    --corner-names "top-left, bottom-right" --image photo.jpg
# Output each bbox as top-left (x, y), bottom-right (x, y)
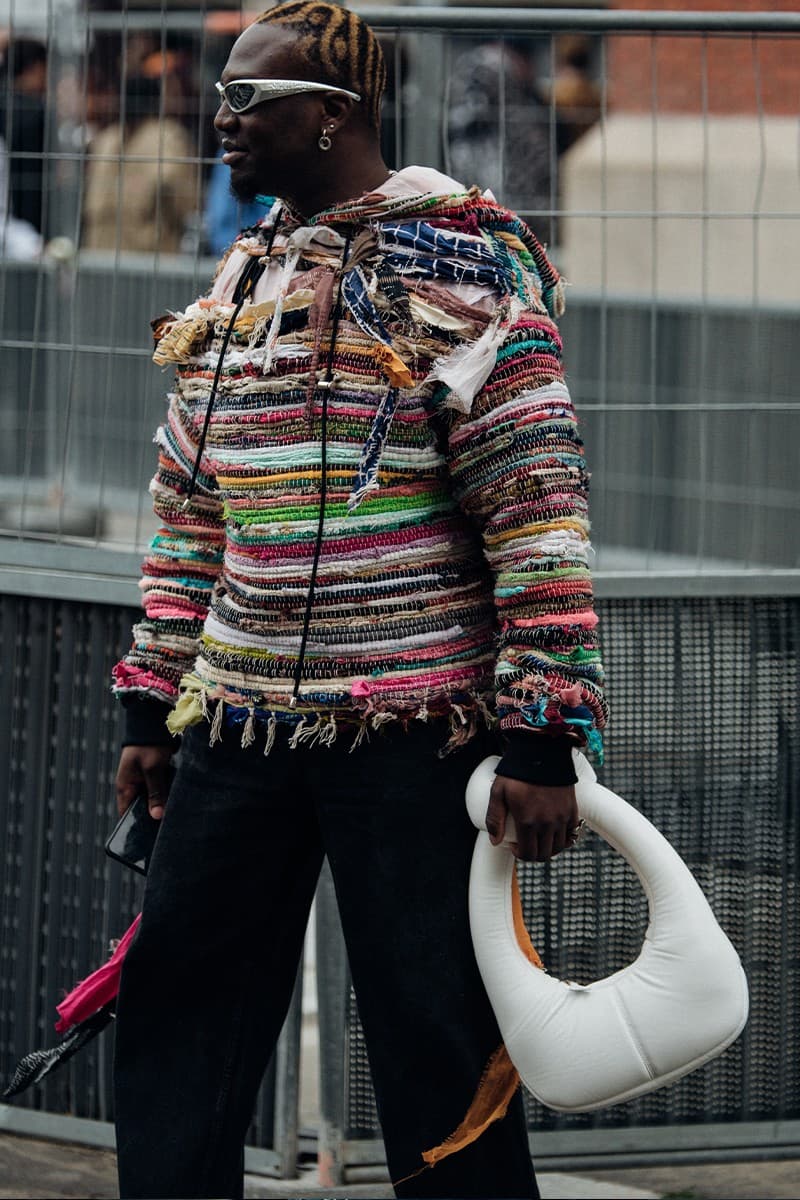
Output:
top-left (221, 141), bottom-right (248, 167)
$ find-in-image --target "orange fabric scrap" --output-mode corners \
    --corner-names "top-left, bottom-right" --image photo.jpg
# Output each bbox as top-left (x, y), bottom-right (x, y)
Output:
top-left (419, 1042), bottom-right (520, 1172)
top-left (374, 343), bottom-right (414, 389)
top-left (511, 863), bottom-right (545, 971)
top-left (398, 865), bottom-right (543, 1184)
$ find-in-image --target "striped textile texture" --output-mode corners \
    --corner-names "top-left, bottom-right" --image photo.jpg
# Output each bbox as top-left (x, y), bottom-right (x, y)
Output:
top-left (113, 171), bottom-right (607, 756)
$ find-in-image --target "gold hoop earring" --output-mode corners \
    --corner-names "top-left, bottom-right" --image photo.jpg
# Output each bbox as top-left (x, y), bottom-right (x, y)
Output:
top-left (318, 127), bottom-right (333, 152)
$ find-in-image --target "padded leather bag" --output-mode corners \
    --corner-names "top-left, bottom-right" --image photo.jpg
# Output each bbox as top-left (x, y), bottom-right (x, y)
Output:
top-left (466, 751), bottom-right (749, 1113)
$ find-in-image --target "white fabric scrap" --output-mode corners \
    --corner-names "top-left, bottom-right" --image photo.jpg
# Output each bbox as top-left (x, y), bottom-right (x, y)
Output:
top-left (427, 298), bottom-right (522, 414)
top-left (407, 293), bottom-right (473, 333)
top-left (261, 225), bottom-right (347, 375)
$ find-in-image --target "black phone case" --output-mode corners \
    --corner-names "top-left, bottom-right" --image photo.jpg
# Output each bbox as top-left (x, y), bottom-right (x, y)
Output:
top-left (105, 795), bottom-right (162, 875)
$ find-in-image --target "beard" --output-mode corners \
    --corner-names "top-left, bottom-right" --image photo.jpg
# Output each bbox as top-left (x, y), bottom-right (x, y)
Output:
top-left (229, 172), bottom-right (260, 204)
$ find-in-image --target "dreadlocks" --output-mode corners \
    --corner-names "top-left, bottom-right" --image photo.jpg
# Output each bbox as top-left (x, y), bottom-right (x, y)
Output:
top-left (256, 2), bottom-right (386, 129)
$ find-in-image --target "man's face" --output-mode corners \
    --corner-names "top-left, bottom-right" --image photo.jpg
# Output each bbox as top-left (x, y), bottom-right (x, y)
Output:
top-left (214, 24), bottom-right (332, 203)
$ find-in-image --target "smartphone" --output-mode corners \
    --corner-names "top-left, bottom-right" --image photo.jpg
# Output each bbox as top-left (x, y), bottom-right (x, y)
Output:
top-left (105, 794), bottom-right (162, 875)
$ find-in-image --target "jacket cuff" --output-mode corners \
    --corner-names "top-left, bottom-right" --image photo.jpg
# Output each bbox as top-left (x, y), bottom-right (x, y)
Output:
top-left (119, 694), bottom-right (180, 748)
top-left (495, 731), bottom-right (578, 787)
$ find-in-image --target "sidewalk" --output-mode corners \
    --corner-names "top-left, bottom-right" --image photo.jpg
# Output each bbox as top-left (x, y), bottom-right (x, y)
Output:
top-left (2, 1130), bottom-right (800, 1200)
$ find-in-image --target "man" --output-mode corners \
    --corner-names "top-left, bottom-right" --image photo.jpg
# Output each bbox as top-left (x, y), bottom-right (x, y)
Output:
top-left (113, 4), bottom-right (606, 1198)
top-left (0, 37), bottom-right (47, 233)
top-left (447, 36), bottom-right (554, 242)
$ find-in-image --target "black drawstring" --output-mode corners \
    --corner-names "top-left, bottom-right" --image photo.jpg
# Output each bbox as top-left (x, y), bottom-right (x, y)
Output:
top-left (291, 231), bottom-right (353, 707)
top-left (182, 224), bottom-right (279, 508)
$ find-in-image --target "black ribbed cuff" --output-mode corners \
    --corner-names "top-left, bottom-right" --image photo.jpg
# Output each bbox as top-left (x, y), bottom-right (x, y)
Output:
top-left (119, 694), bottom-right (180, 748)
top-left (495, 731), bottom-right (578, 787)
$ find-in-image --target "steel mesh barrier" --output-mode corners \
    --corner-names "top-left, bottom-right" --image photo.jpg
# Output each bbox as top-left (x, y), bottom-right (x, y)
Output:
top-left (317, 594), bottom-right (800, 1174)
top-left (2, 255), bottom-right (797, 569)
top-left (0, 8), bottom-right (798, 579)
top-left (0, 594), bottom-right (300, 1175)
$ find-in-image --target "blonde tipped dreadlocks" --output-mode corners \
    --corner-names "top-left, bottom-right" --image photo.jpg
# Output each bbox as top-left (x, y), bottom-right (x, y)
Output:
top-left (256, 2), bottom-right (387, 128)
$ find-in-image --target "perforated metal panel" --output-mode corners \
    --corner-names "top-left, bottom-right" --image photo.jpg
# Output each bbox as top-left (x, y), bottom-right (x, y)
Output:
top-left (522, 597), bottom-right (800, 1132)
top-left (319, 595), bottom-right (800, 1164)
top-left (0, 594), bottom-right (298, 1170)
top-left (0, 596), bottom-right (139, 1123)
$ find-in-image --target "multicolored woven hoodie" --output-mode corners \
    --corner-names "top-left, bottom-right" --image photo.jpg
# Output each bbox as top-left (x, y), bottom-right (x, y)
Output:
top-left (113, 166), bottom-right (607, 759)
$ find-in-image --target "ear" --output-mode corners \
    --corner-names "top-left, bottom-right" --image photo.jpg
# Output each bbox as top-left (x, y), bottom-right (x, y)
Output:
top-left (319, 89), bottom-right (359, 133)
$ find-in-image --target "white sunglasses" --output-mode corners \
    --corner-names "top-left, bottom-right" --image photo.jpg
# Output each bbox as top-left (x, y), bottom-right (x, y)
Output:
top-left (215, 78), bottom-right (361, 114)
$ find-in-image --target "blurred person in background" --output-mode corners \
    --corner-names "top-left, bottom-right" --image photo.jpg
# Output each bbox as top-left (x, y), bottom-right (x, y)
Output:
top-left (83, 61), bottom-right (197, 253)
top-left (204, 149), bottom-right (270, 257)
top-left (0, 36), bottom-right (47, 234)
top-left (447, 37), bottom-right (553, 242)
top-left (0, 131), bottom-right (42, 258)
top-left (551, 34), bottom-right (601, 154)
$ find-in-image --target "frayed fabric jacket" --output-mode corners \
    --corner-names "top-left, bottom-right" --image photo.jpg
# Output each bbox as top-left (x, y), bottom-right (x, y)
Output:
top-left (114, 166), bottom-right (607, 766)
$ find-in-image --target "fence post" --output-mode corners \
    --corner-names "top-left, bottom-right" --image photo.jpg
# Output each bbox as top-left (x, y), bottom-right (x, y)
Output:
top-left (315, 861), bottom-right (349, 1187)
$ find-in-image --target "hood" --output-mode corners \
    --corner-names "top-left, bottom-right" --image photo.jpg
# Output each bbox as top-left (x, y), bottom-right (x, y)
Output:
top-left (298, 164), bottom-right (564, 321)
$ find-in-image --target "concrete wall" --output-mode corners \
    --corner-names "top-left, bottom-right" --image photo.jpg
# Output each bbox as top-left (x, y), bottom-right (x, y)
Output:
top-left (560, 115), bottom-right (800, 304)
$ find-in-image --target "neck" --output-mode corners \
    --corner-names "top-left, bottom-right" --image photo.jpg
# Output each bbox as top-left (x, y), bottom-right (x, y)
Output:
top-left (285, 144), bottom-right (392, 219)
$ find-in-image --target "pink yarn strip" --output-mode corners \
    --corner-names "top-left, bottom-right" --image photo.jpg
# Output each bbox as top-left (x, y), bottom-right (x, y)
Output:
top-left (111, 664), bottom-right (179, 696)
top-left (510, 611), bottom-right (599, 629)
top-left (54, 914), bottom-right (141, 1033)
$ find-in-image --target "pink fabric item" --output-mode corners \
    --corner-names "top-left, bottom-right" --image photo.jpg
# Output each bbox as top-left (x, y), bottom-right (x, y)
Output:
top-left (111, 663), bottom-right (180, 696)
top-left (559, 683), bottom-right (584, 707)
top-left (54, 914), bottom-right (141, 1033)
top-left (510, 611), bottom-right (600, 630)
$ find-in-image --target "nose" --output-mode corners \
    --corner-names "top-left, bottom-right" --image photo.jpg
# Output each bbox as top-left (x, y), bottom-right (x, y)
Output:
top-left (214, 101), bottom-right (237, 135)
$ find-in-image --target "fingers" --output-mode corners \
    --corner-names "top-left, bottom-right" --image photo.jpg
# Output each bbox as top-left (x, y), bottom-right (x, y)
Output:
top-left (537, 812), bottom-right (578, 861)
top-left (143, 776), bottom-right (167, 821)
top-left (485, 778), bottom-right (508, 846)
top-left (142, 753), bottom-right (173, 820)
top-left (116, 779), bottom-right (140, 819)
top-left (115, 745), bottom-right (174, 820)
top-left (491, 779), bottom-right (580, 863)
top-left (115, 748), bottom-right (144, 818)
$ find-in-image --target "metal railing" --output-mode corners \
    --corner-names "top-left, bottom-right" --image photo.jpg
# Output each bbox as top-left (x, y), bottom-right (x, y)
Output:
top-left (0, 6), bottom-right (797, 586)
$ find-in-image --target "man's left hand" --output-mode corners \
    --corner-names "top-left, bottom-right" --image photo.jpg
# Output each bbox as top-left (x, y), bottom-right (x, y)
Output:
top-left (486, 775), bottom-right (579, 861)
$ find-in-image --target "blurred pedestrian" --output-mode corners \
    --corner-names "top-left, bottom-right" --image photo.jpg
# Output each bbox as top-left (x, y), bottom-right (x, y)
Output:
top-left (0, 36), bottom-right (47, 233)
top-left (0, 133), bottom-right (42, 257)
top-left (447, 38), bottom-right (553, 240)
top-left (551, 34), bottom-right (601, 154)
top-left (203, 149), bottom-right (270, 256)
top-left (82, 68), bottom-right (197, 253)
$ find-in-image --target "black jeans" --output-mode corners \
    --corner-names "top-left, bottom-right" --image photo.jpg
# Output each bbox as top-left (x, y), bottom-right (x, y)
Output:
top-left (114, 720), bottom-right (539, 1200)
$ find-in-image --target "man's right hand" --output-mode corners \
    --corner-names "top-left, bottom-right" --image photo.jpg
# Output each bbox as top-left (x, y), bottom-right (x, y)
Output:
top-left (115, 744), bottom-right (174, 820)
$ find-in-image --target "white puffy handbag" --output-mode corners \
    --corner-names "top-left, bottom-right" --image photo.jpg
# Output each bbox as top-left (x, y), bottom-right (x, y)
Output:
top-left (466, 751), bottom-right (749, 1113)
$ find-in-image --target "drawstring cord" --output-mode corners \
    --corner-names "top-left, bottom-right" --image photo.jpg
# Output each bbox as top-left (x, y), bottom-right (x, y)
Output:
top-left (179, 212), bottom-right (351, 712)
top-left (182, 220), bottom-right (280, 509)
top-left (291, 230), bottom-right (353, 708)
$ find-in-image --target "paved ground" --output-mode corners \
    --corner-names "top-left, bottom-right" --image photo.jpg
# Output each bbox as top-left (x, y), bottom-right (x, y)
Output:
top-left (243, 1167), bottom-right (657, 1198)
top-left (1, 1131), bottom-right (799, 1199)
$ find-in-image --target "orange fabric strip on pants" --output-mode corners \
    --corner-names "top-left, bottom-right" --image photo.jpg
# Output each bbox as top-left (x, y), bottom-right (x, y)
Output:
top-left (395, 863), bottom-right (544, 1184)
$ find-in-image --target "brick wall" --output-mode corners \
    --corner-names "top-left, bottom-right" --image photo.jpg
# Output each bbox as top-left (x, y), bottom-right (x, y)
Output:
top-left (608, 0), bottom-right (800, 115)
